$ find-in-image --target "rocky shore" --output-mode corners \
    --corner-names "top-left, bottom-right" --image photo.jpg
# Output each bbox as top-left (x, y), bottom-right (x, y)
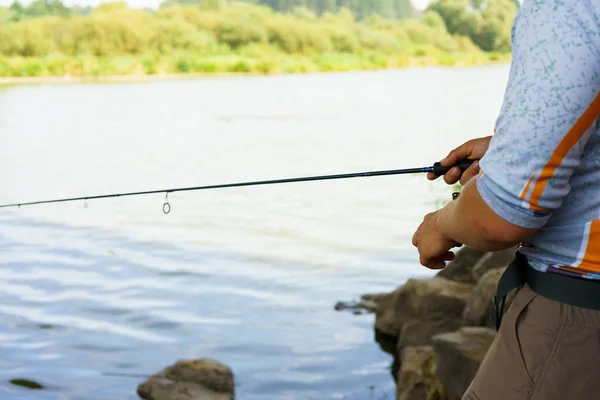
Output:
top-left (363, 246), bottom-right (518, 400)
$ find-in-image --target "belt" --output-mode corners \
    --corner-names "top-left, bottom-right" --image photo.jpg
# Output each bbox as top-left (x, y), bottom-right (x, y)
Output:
top-left (492, 251), bottom-right (600, 330)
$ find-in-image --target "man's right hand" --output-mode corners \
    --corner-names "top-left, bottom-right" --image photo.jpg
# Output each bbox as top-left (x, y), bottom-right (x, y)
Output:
top-left (427, 136), bottom-right (492, 185)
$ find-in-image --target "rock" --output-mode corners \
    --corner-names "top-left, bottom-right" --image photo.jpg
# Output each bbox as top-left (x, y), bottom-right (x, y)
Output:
top-left (10, 379), bottom-right (44, 390)
top-left (397, 317), bottom-right (465, 351)
top-left (471, 247), bottom-right (517, 281)
top-left (361, 292), bottom-right (390, 304)
top-left (375, 329), bottom-right (399, 357)
top-left (432, 327), bottom-right (496, 400)
top-left (137, 359), bottom-right (234, 400)
top-left (374, 277), bottom-right (473, 337)
top-left (396, 346), bottom-right (445, 400)
top-left (334, 299), bottom-right (378, 313)
top-left (462, 268), bottom-right (505, 327)
top-left (436, 247), bottom-right (487, 284)
top-left (365, 249), bottom-right (521, 399)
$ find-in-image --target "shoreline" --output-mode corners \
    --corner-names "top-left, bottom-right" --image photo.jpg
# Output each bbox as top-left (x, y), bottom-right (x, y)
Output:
top-left (0, 60), bottom-right (510, 86)
top-left (0, 72), bottom-right (251, 86)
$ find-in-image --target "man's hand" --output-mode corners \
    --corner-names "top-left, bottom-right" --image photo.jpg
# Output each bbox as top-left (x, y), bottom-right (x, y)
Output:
top-left (427, 136), bottom-right (492, 185)
top-left (412, 210), bottom-right (459, 269)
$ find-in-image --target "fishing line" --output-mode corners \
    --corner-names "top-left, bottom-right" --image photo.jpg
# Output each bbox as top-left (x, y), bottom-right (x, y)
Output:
top-left (0, 160), bottom-right (473, 214)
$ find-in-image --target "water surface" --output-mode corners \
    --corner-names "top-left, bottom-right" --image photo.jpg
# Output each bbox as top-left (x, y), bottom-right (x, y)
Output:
top-left (0, 66), bottom-right (509, 399)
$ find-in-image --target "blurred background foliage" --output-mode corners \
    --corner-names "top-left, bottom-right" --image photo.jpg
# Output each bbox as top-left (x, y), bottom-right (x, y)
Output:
top-left (0, 0), bottom-right (518, 77)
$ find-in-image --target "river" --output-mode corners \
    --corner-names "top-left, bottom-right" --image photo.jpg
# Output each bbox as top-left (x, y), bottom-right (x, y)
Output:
top-left (0, 66), bottom-right (509, 400)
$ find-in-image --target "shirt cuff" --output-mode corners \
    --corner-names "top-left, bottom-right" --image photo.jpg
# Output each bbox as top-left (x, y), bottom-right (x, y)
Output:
top-left (476, 174), bottom-right (552, 229)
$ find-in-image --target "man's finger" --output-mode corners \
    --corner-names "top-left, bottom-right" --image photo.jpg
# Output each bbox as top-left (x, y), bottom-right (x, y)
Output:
top-left (441, 146), bottom-right (471, 167)
top-left (443, 167), bottom-right (461, 185)
top-left (441, 251), bottom-right (455, 261)
top-left (422, 252), bottom-right (455, 269)
top-left (459, 160), bottom-right (481, 185)
top-left (421, 256), bottom-right (445, 270)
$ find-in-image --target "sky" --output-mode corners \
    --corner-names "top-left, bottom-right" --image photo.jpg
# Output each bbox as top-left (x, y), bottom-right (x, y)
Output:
top-left (0, 0), bottom-right (432, 11)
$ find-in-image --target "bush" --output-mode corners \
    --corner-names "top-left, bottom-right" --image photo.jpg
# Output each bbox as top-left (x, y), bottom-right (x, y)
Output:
top-left (231, 60), bottom-right (251, 72)
top-left (69, 11), bottom-right (156, 56)
top-left (423, 10), bottom-right (446, 30)
top-left (192, 59), bottom-right (220, 73)
top-left (268, 18), bottom-right (332, 54)
top-left (401, 19), bottom-right (436, 45)
top-left (356, 27), bottom-right (397, 53)
top-left (218, 18), bottom-right (268, 48)
top-left (2, 19), bottom-right (54, 56)
top-left (175, 57), bottom-right (192, 72)
top-left (152, 19), bottom-right (217, 53)
top-left (255, 58), bottom-right (276, 74)
top-left (327, 27), bottom-right (360, 53)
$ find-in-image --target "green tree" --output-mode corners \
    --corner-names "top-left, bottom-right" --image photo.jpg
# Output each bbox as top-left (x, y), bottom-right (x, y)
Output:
top-left (9, 1), bottom-right (25, 20)
top-left (427, 0), bottom-right (516, 51)
top-left (18, 0), bottom-right (71, 18)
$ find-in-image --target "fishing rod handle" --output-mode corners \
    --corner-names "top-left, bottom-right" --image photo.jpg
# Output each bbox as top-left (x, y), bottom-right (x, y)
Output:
top-left (432, 159), bottom-right (476, 176)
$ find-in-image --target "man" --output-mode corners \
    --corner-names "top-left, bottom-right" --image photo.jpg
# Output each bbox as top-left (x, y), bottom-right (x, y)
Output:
top-left (411, 1), bottom-right (600, 399)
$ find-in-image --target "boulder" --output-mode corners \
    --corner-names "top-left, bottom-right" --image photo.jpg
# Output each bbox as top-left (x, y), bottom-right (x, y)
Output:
top-left (436, 247), bottom-right (487, 284)
top-left (471, 247), bottom-right (517, 281)
top-left (432, 327), bottom-right (496, 400)
top-left (398, 317), bottom-right (465, 351)
top-left (137, 359), bottom-right (234, 400)
top-left (396, 346), bottom-right (445, 400)
top-left (375, 329), bottom-right (400, 357)
top-left (374, 277), bottom-right (473, 337)
top-left (462, 268), bottom-right (505, 327)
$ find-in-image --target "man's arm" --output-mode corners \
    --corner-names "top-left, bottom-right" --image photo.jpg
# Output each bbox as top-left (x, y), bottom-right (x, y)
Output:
top-left (436, 179), bottom-right (536, 251)
top-left (413, 0), bottom-right (600, 269)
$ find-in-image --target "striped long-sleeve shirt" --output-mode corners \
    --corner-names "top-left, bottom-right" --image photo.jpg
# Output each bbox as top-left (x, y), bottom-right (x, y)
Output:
top-left (476, 0), bottom-right (600, 279)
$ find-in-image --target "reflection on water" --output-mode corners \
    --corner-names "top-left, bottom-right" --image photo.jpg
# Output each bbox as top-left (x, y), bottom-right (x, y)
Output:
top-left (0, 66), bottom-right (509, 399)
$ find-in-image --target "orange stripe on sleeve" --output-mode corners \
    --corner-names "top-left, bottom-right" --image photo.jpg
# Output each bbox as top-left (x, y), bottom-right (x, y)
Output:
top-left (578, 221), bottom-right (600, 273)
top-left (528, 92), bottom-right (600, 209)
top-left (519, 173), bottom-right (536, 201)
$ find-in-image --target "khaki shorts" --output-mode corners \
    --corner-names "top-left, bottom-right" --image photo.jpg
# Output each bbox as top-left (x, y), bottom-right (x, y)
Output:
top-left (463, 284), bottom-right (600, 400)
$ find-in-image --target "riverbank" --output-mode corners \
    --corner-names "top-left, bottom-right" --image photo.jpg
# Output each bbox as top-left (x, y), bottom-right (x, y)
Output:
top-left (0, 1), bottom-right (516, 85)
top-left (0, 53), bottom-right (510, 86)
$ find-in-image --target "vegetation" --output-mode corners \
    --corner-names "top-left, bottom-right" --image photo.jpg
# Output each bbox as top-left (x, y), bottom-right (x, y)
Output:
top-left (428, 0), bottom-right (518, 52)
top-left (0, 0), bottom-right (517, 79)
top-left (161, 0), bottom-right (416, 19)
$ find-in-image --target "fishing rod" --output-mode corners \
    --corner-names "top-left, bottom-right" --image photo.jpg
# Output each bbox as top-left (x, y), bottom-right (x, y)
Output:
top-left (0, 160), bottom-right (473, 214)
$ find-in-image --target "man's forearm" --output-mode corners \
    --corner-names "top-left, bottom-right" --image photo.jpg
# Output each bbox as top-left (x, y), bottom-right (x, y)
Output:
top-left (435, 179), bottom-right (536, 252)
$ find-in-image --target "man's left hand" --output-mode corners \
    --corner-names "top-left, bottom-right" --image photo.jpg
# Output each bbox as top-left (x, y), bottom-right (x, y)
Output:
top-left (412, 210), bottom-right (458, 269)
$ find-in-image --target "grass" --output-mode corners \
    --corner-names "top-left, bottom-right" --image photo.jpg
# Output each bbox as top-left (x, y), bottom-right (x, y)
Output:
top-left (0, 49), bottom-right (511, 81)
